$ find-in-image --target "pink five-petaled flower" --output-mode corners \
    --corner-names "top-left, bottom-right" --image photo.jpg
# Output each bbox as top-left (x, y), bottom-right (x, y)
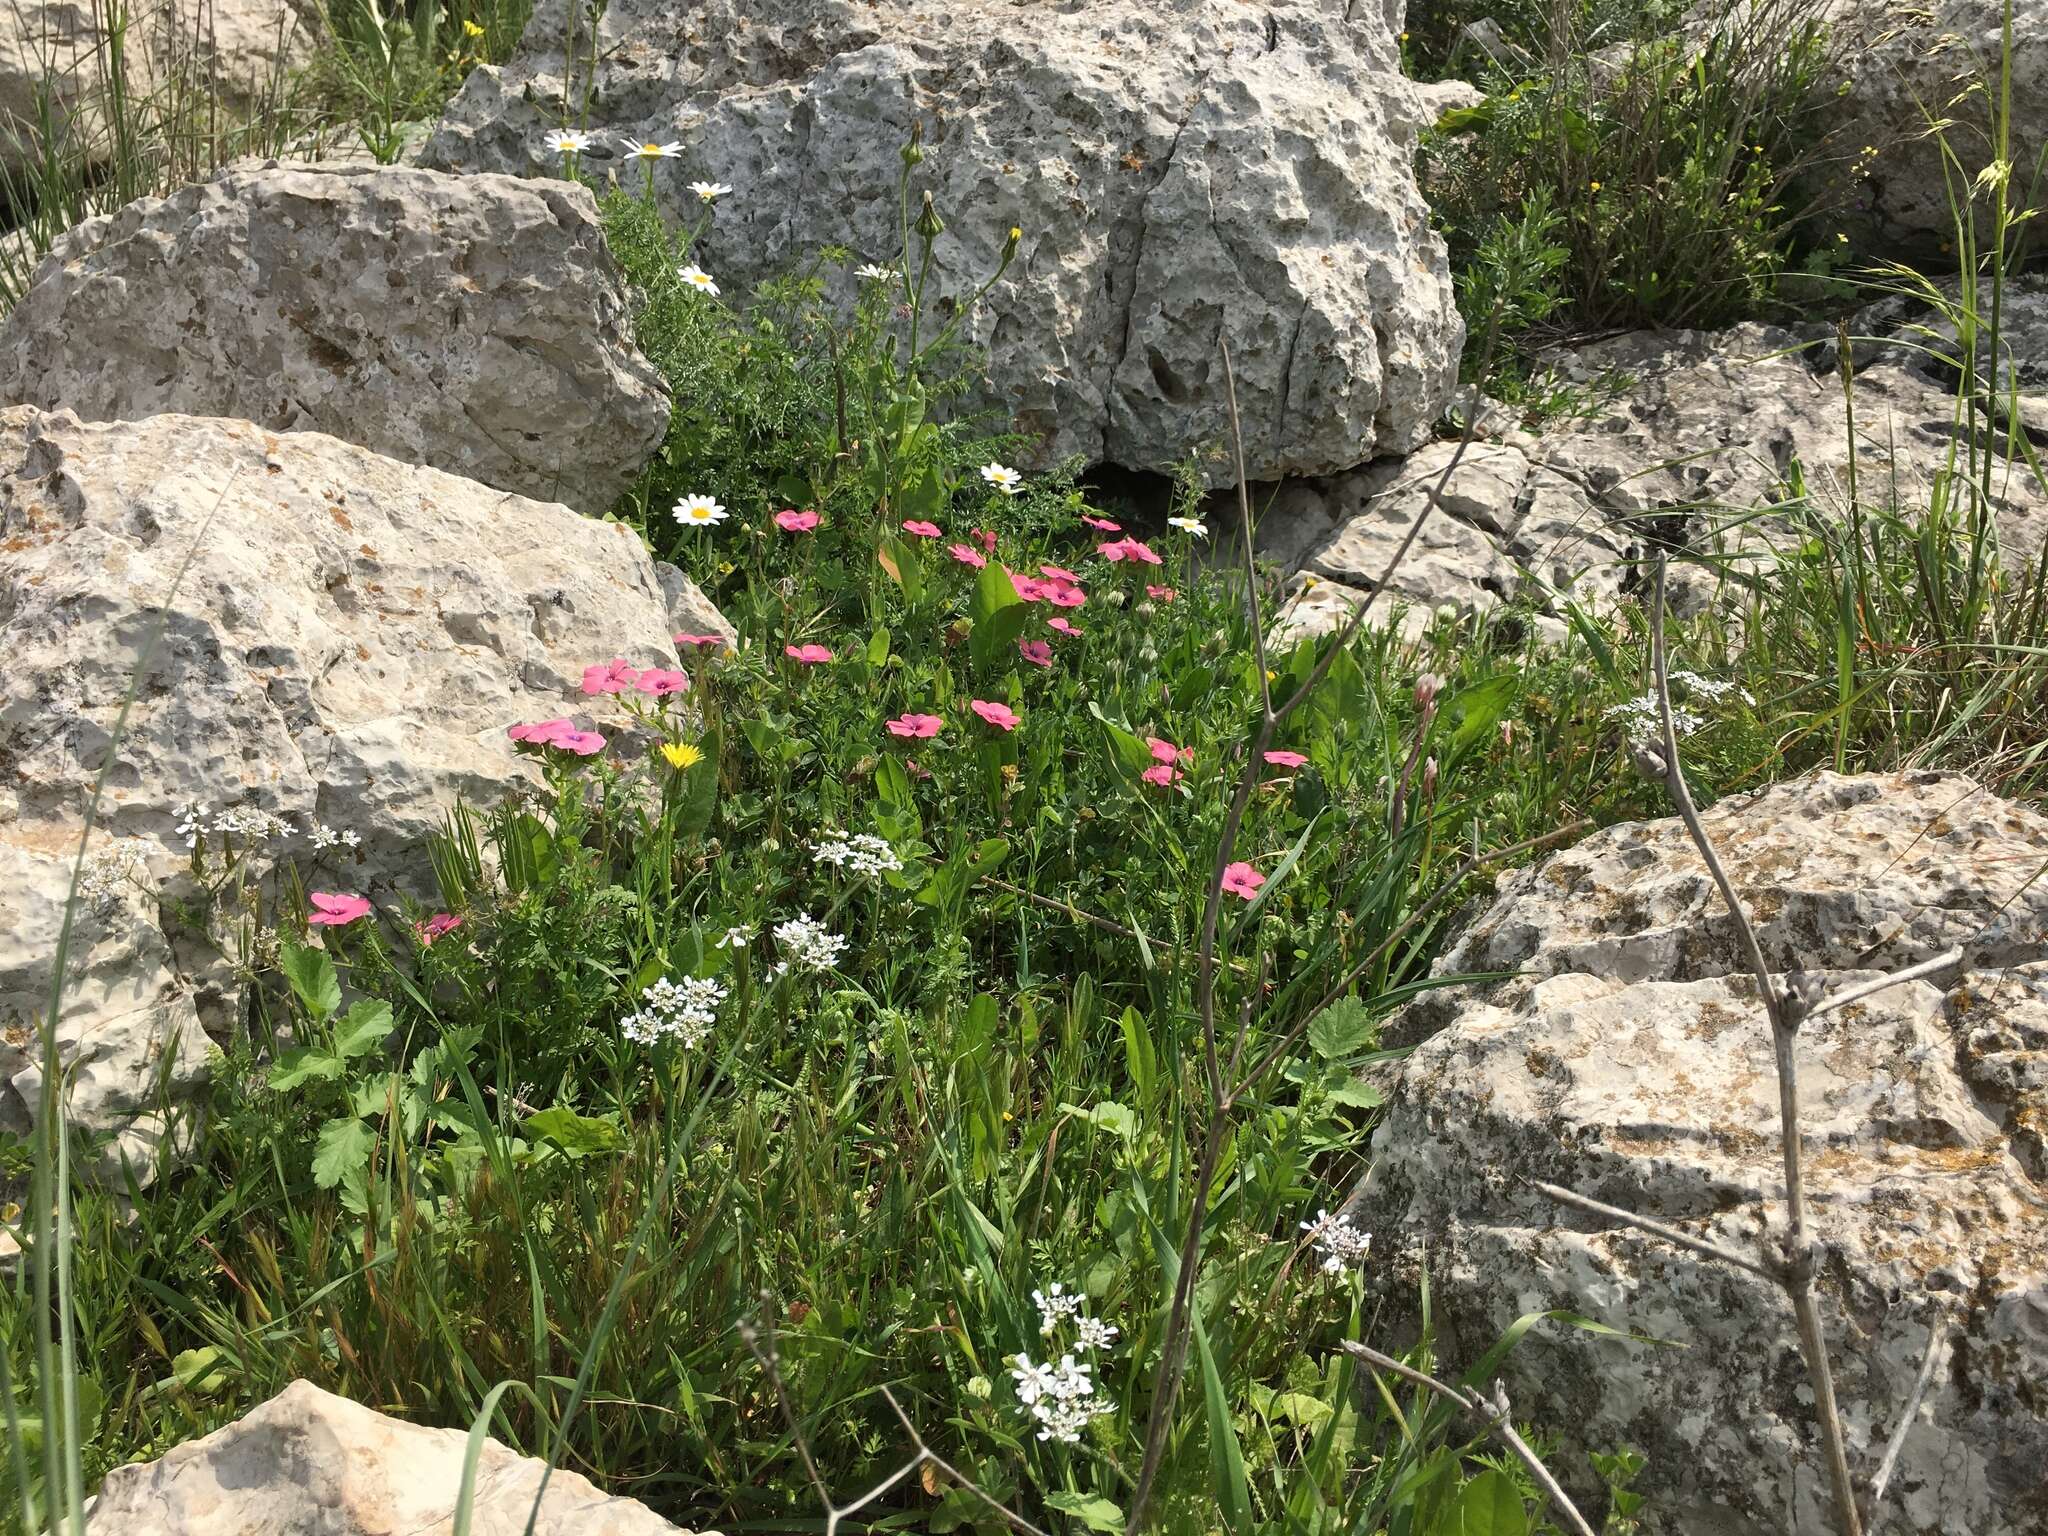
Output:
top-left (635, 668), bottom-right (691, 697)
top-left (674, 632), bottom-right (727, 649)
top-left (972, 527), bottom-right (999, 554)
top-left (1098, 537), bottom-right (1163, 566)
top-left (1146, 584), bottom-right (1177, 602)
top-left (901, 519), bottom-right (943, 538)
top-left (1047, 616), bottom-right (1082, 637)
top-left (508, 718), bottom-right (607, 756)
top-left (1044, 581), bottom-right (1086, 609)
top-left (508, 716), bottom-right (575, 744)
top-left (1019, 639), bottom-right (1054, 669)
top-left (582, 657), bottom-right (642, 694)
top-left (1264, 749), bottom-right (1310, 769)
top-left (308, 891), bottom-right (372, 927)
top-left (947, 542), bottom-right (987, 569)
top-left (1011, 574), bottom-right (1049, 603)
top-left (774, 508), bottom-right (821, 532)
top-left (1082, 514), bottom-right (1122, 532)
top-left (1040, 564), bottom-right (1080, 583)
top-left (887, 713), bottom-right (944, 739)
top-left (1220, 862), bottom-right (1265, 901)
top-left (1142, 735), bottom-right (1191, 787)
top-left (971, 698), bottom-right (1021, 731)
top-left (785, 644), bottom-right (835, 665)
top-left (417, 912), bottom-right (463, 945)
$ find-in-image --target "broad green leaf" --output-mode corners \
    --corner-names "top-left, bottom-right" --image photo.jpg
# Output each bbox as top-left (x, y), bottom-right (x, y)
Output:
top-left (876, 536), bottom-right (925, 604)
top-left (1087, 702), bottom-right (1157, 779)
top-left (332, 999), bottom-right (395, 1060)
top-left (311, 1115), bottom-right (374, 1192)
top-left (1307, 998), bottom-right (1376, 1060)
top-left (866, 626), bottom-right (891, 666)
top-left (1193, 1304), bottom-right (1252, 1529)
top-left (1445, 1468), bottom-right (1529, 1536)
top-left (267, 1047), bottom-right (344, 1093)
top-left (1060, 1100), bottom-right (1136, 1140)
top-left (524, 1107), bottom-right (626, 1157)
top-left (280, 940), bottom-right (340, 1021)
top-left (675, 725), bottom-right (721, 837)
top-left (1043, 1493), bottom-right (1124, 1532)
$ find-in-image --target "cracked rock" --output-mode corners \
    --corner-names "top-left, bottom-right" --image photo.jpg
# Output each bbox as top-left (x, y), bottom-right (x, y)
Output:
top-left (0, 408), bottom-right (712, 1167)
top-left (1360, 771), bottom-right (2048, 1536)
top-left (420, 0), bottom-right (1462, 483)
top-left (0, 161), bottom-right (670, 513)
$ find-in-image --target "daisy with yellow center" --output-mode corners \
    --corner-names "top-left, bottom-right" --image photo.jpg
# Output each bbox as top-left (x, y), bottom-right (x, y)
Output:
top-left (678, 264), bottom-right (721, 297)
top-left (981, 462), bottom-right (1023, 496)
top-left (544, 129), bottom-right (595, 156)
top-left (661, 741), bottom-right (704, 770)
top-left (621, 136), bottom-right (683, 159)
top-left (673, 494), bottom-right (728, 527)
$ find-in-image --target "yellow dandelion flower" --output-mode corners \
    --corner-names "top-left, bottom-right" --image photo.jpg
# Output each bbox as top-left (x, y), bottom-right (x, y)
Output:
top-left (661, 741), bottom-right (704, 770)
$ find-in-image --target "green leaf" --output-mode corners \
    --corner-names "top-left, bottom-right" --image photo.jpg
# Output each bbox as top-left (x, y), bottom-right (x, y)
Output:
top-left (267, 1046), bottom-right (344, 1093)
top-left (1267, 1390), bottom-right (1335, 1430)
top-left (1193, 1304), bottom-right (1252, 1529)
top-left (311, 1115), bottom-right (374, 1192)
top-left (1307, 997), bottom-right (1376, 1060)
top-left (969, 564), bottom-right (1031, 669)
top-left (1060, 1100), bottom-right (1136, 1140)
top-left (1043, 1493), bottom-right (1125, 1532)
top-left (675, 725), bottom-right (721, 837)
top-left (1325, 1076), bottom-right (1385, 1110)
top-left (866, 626), bottom-right (891, 667)
top-left (280, 940), bottom-right (340, 1021)
top-left (1445, 1469), bottom-right (1529, 1536)
top-left (524, 1107), bottom-right (627, 1158)
top-left (1120, 1006), bottom-right (1156, 1109)
top-left (332, 999), bottom-right (395, 1060)
top-left (876, 536), bottom-right (925, 605)
top-left (1087, 702), bottom-right (1157, 779)
top-left (874, 753), bottom-right (914, 812)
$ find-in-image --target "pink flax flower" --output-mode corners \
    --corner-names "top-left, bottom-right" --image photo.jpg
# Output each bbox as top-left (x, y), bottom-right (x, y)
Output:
top-left (906, 759), bottom-right (933, 780)
top-left (774, 508), bottom-right (821, 532)
top-left (508, 718), bottom-right (606, 756)
top-left (508, 717), bottom-right (575, 744)
top-left (1263, 749), bottom-right (1310, 769)
top-left (1040, 564), bottom-right (1080, 583)
top-left (1044, 581), bottom-right (1086, 609)
top-left (417, 912), bottom-right (463, 945)
top-left (972, 527), bottom-right (999, 554)
top-left (674, 632), bottom-right (727, 649)
top-left (970, 699), bottom-right (1021, 731)
top-left (1047, 616), bottom-right (1082, 637)
top-left (582, 658), bottom-right (642, 694)
top-left (634, 668), bottom-right (691, 697)
top-left (1082, 515), bottom-right (1121, 532)
top-left (308, 891), bottom-right (372, 927)
top-left (1146, 584), bottom-right (1177, 602)
top-left (947, 542), bottom-right (987, 569)
top-left (1220, 862), bottom-right (1265, 901)
top-left (1019, 639), bottom-right (1054, 668)
top-left (785, 643), bottom-right (835, 665)
top-left (887, 713), bottom-right (944, 739)
top-left (1011, 574), bottom-right (1050, 603)
top-left (901, 519), bottom-right (943, 539)
top-left (1098, 537), bottom-right (1163, 566)
top-left (1142, 735), bottom-right (1191, 786)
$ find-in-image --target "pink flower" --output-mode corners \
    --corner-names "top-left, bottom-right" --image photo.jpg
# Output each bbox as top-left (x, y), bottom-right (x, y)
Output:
top-left (1044, 582), bottom-right (1086, 609)
top-left (582, 658), bottom-right (642, 694)
top-left (1263, 750), bottom-right (1310, 769)
top-left (1047, 616), bottom-right (1082, 637)
top-left (1098, 537), bottom-right (1163, 566)
top-left (1019, 639), bottom-right (1053, 668)
top-left (970, 698), bottom-right (1021, 731)
top-left (887, 713), bottom-right (944, 739)
top-left (1146, 584), bottom-right (1177, 602)
top-left (674, 632), bottom-right (727, 649)
top-left (1011, 575), bottom-right (1051, 603)
top-left (774, 508), bottom-right (821, 532)
top-left (1082, 515), bottom-right (1122, 532)
top-left (785, 644), bottom-right (835, 665)
top-left (508, 718), bottom-right (606, 756)
top-left (1140, 763), bottom-right (1178, 786)
top-left (417, 912), bottom-right (463, 945)
top-left (972, 528), bottom-right (999, 554)
top-left (1147, 737), bottom-right (1193, 765)
top-left (906, 759), bottom-right (933, 780)
top-left (308, 891), bottom-right (372, 927)
top-left (901, 519), bottom-right (943, 539)
top-left (1220, 862), bottom-right (1265, 901)
top-left (634, 668), bottom-right (691, 696)
top-left (1040, 564), bottom-right (1080, 583)
top-left (508, 717), bottom-right (576, 744)
top-left (948, 542), bottom-right (988, 568)
top-left (551, 729), bottom-right (607, 756)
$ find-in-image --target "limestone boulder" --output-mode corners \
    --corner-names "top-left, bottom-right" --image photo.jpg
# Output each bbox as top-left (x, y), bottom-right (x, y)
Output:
top-left (0, 407), bottom-right (706, 1167)
top-left (0, 161), bottom-right (669, 512)
top-left (84, 1379), bottom-right (697, 1535)
top-left (420, 0), bottom-right (1463, 483)
top-left (1357, 771), bottom-right (2048, 1535)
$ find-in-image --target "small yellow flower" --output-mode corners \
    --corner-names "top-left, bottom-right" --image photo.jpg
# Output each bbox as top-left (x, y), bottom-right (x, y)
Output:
top-left (1589, 179), bottom-right (1602, 192)
top-left (1399, 29), bottom-right (1409, 39)
top-left (1265, 669), bottom-right (1277, 683)
top-left (661, 741), bottom-right (704, 770)
top-left (1009, 225), bottom-right (1022, 242)
top-left (462, 18), bottom-right (484, 36)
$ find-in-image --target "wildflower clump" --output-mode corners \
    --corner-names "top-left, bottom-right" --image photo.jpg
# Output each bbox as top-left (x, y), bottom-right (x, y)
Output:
top-left (1010, 1280), bottom-right (1121, 1443)
top-left (619, 975), bottom-right (728, 1048)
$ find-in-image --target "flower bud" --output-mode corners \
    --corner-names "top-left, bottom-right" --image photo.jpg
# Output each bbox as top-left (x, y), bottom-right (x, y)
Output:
top-left (1414, 672), bottom-right (1445, 712)
top-left (915, 190), bottom-right (945, 240)
top-left (901, 120), bottom-right (924, 165)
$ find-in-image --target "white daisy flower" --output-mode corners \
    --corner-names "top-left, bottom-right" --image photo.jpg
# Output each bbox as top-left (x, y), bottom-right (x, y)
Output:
top-left (1167, 516), bottom-right (1209, 538)
top-left (677, 264), bottom-right (721, 297)
top-left (854, 262), bottom-right (896, 282)
top-left (688, 180), bottom-right (733, 201)
top-left (980, 462), bottom-right (1023, 496)
top-left (544, 129), bottom-right (596, 155)
top-left (621, 137), bottom-right (684, 160)
top-left (673, 493), bottom-right (728, 527)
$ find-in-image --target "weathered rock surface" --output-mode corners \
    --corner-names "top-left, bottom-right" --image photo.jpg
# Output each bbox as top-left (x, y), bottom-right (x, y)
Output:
top-left (0, 0), bottom-right (316, 179)
top-left (85, 1379), bottom-right (697, 1534)
top-left (1265, 320), bottom-right (2048, 645)
top-left (421, 0), bottom-right (1462, 483)
top-left (0, 407), bottom-right (703, 1169)
top-left (1358, 771), bottom-right (2048, 1536)
top-left (0, 161), bottom-right (669, 512)
top-left (1822, 0), bottom-right (2046, 258)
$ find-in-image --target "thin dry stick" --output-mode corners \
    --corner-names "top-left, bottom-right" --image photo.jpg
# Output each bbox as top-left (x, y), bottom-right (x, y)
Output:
top-left (1530, 1180), bottom-right (1777, 1282)
top-left (1801, 947), bottom-right (1963, 1022)
top-left (1863, 1315), bottom-right (1949, 1519)
top-left (1338, 1342), bottom-right (1597, 1536)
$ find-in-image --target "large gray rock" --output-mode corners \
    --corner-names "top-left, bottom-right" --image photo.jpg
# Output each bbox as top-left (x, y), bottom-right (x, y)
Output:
top-left (0, 161), bottom-right (670, 512)
top-left (420, 0), bottom-right (1462, 483)
top-left (1358, 771), bottom-right (2048, 1536)
top-left (0, 407), bottom-right (706, 1171)
top-left (1823, 0), bottom-right (2047, 258)
top-left (0, 0), bottom-right (316, 179)
top-left (85, 1379), bottom-right (697, 1534)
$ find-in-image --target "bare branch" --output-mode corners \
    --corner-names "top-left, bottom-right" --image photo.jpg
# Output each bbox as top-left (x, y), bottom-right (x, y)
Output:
top-left (1218, 341), bottom-right (1272, 722)
top-left (878, 1388), bottom-right (1051, 1536)
top-left (1801, 948), bottom-right (1964, 1023)
top-left (1338, 1342), bottom-right (1598, 1536)
top-left (1530, 1180), bottom-right (1778, 1281)
top-left (1863, 1315), bottom-right (1948, 1520)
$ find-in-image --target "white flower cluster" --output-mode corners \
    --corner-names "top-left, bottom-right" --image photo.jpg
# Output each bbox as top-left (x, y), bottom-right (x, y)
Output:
top-left (309, 822), bottom-right (363, 852)
top-left (619, 975), bottom-right (728, 1048)
top-left (1299, 1208), bottom-right (1373, 1276)
top-left (812, 831), bottom-right (902, 878)
top-left (78, 843), bottom-right (149, 915)
top-left (1012, 1280), bottom-right (1120, 1443)
top-left (1670, 669), bottom-right (1752, 703)
top-left (1602, 694), bottom-right (1703, 747)
top-left (770, 912), bottom-right (849, 976)
top-left (174, 802), bottom-right (293, 850)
